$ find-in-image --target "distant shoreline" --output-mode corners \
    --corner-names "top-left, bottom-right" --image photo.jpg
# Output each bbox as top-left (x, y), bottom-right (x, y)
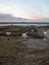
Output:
top-left (0, 22), bottom-right (49, 24)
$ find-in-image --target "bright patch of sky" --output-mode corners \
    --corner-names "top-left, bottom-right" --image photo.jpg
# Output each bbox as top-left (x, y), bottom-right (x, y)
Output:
top-left (0, 0), bottom-right (49, 19)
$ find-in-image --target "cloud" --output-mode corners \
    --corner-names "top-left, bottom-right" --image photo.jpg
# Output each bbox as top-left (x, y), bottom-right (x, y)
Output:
top-left (26, 12), bottom-right (49, 20)
top-left (0, 14), bottom-right (33, 22)
top-left (26, 15), bottom-right (42, 20)
top-left (0, 4), bottom-right (30, 19)
top-left (0, 14), bottom-right (49, 22)
top-left (0, 4), bottom-right (49, 20)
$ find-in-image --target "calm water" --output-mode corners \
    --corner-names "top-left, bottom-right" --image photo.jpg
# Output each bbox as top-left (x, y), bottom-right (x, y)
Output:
top-left (0, 24), bottom-right (49, 26)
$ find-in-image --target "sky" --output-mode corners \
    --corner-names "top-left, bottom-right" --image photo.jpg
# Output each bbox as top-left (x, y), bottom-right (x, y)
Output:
top-left (0, 0), bottom-right (49, 20)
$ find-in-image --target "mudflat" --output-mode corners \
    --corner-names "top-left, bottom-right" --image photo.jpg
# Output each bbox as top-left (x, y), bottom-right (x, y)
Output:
top-left (0, 37), bottom-right (49, 65)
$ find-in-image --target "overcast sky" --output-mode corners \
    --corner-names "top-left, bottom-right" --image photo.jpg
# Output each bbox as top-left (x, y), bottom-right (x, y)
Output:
top-left (0, 0), bottom-right (49, 20)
